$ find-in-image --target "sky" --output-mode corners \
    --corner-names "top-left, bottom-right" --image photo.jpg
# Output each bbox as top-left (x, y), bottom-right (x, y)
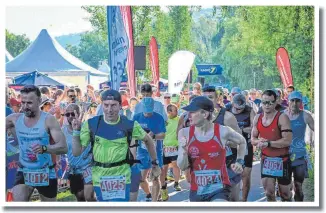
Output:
top-left (5, 6), bottom-right (214, 40)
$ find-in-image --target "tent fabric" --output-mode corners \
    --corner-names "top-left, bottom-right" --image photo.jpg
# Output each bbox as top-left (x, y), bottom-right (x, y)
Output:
top-left (6, 50), bottom-right (14, 63)
top-left (6, 29), bottom-right (107, 77)
top-left (13, 71), bottom-right (64, 87)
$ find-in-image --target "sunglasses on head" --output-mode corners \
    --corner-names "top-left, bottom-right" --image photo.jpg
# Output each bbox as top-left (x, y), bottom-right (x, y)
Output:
top-left (262, 100), bottom-right (276, 106)
top-left (290, 99), bottom-right (301, 103)
top-left (65, 112), bottom-right (76, 117)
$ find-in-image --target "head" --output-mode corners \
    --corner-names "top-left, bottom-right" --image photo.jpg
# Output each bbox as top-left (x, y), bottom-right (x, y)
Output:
top-left (192, 82), bottom-right (202, 95)
top-left (241, 90), bottom-right (249, 102)
top-left (88, 102), bottom-right (98, 115)
top-left (232, 94), bottom-right (246, 114)
top-left (53, 89), bottom-right (64, 102)
top-left (50, 86), bottom-right (57, 98)
top-left (203, 86), bottom-right (218, 107)
top-left (120, 90), bottom-right (129, 110)
top-left (101, 90), bottom-right (121, 122)
top-left (40, 95), bottom-right (53, 112)
top-left (20, 85), bottom-right (42, 118)
top-left (141, 97), bottom-right (154, 117)
top-left (67, 89), bottom-right (77, 103)
top-left (129, 97), bottom-right (139, 112)
top-left (286, 85), bottom-right (295, 95)
top-left (257, 90), bottom-right (263, 99)
top-left (249, 88), bottom-right (257, 101)
top-left (140, 83), bottom-right (153, 98)
top-left (164, 93), bottom-right (171, 105)
top-left (103, 85), bottom-right (110, 91)
top-left (167, 104), bottom-right (178, 119)
top-left (288, 91), bottom-right (302, 113)
top-left (231, 87), bottom-right (242, 100)
top-left (75, 87), bottom-right (82, 100)
top-left (182, 96), bottom-right (214, 127)
top-left (10, 98), bottom-right (21, 113)
top-left (261, 89), bottom-right (278, 114)
top-left (272, 88), bottom-right (281, 104)
top-left (40, 87), bottom-right (50, 97)
top-left (65, 103), bottom-right (81, 126)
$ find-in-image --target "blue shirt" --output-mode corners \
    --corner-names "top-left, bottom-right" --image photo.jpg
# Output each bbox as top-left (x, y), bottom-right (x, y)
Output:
top-left (6, 106), bottom-right (13, 117)
top-left (133, 100), bottom-right (168, 121)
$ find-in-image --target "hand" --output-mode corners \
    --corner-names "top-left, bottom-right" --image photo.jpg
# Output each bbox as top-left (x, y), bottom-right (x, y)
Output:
top-left (30, 143), bottom-right (43, 154)
top-left (257, 141), bottom-right (268, 149)
top-left (149, 165), bottom-right (161, 181)
top-left (179, 136), bottom-right (188, 155)
top-left (231, 162), bottom-right (243, 174)
top-left (72, 110), bottom-right (83, 131)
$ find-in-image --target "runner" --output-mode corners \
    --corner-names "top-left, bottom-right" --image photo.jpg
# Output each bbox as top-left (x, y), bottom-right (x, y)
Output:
top-left (251, 89), bottom-right (293, 202)
top-left (62, 103), bottom-right (96, 201)
top-left (177, 96), bottom-right (247, 202)
top-left (249, 88), bottom-right (261, 108)
top-left (227, 94), bottom-right (256, 201)
top-left (160, 104), bottom-right (182, 201)
top-left (202, 86), bottom-right (243, 201)
top-left (6, 85), bottom-right (68, 201)
top-left (284, 91), bottom-right (314, 201)
top-left (72, 89), bottom-right (161, 202)
top-left (133, 97), bottom-right (166, 202)
top-left (192, 82), bottom-right (202, 96)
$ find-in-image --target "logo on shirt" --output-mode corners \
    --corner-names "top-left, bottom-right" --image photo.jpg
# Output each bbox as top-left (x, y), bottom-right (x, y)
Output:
top-left (189, 146), bottom-right (199, 158)
top-left (116, 131), bottom-right (124, 137)
top-left (208, 152), bottom-right (220, 158)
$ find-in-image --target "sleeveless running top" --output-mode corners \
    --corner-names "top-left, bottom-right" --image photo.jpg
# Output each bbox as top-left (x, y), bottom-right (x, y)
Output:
top-left (289, 111), bottom-right (307, 159)
top-left (188, 124), bottom-right (231, 191)
top-left (257, 111), bottom-right (289, 157)
top-left (15, 112), bottom-right (56, 178)
top-left (227, 105), bottom-right (251, 140)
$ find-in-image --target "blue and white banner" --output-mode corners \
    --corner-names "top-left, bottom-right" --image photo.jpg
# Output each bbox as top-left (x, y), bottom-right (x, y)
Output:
top-left (107, 6), bottom-right (129, 91)
top-left (196, 64), bottom-right (223, 75)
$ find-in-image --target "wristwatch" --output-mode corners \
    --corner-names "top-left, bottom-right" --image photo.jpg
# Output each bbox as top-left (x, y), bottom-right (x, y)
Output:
top-left (151, 159), bottom-right (159, 166)
top-left (41, 145), bottom-right (48, 154)
top-left (236, 159), bottom-right (245, 169)
top-left (267, 141), bottom-right (271, 147)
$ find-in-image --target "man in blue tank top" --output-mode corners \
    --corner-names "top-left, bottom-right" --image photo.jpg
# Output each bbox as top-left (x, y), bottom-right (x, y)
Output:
top-left (6, 85), bottom-right (67, 201)
top-left (284, 91), bottom-right (314, 201)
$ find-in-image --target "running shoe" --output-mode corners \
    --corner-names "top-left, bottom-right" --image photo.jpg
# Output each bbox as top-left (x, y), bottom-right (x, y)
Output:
top-left (174, 183), bottom-right (182, 191)
top-left (161, 189), bottom-right (169, 201)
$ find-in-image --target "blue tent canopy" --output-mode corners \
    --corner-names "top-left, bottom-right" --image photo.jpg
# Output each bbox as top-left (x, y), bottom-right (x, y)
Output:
top-left (13, 71), bottom-right (65, 88)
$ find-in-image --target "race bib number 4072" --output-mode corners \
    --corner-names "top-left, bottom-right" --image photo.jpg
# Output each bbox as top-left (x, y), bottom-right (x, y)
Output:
top-left (23, 168), bottom-right (49, 187)
top-left (194, 170), bottom-right (223, 195)
top-left (100, 175), bottom-right (126, 200)
top-left (262, 157), bottom-right (283, 177)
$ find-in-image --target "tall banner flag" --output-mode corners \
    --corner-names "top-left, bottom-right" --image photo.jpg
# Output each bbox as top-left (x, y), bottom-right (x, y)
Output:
top-left (276, 47), bottom-right (293, 88)
top-left (120, 6), bottom-right (136, 97)
top-left (107, 6), bottom-right (129, 91)
top-left (149, 36), bottom-right (160, 97)
top-left (168, 51), bottom-right (196, 95)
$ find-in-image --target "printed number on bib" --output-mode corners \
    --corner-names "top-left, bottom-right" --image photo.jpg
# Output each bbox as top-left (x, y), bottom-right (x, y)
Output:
top-left (164, 146), bottom-right (178, 157)
top-left (82, 167), bottom-right (92, 184)
top-left (194, 170), bottom-right (223, 195)
top-left (100, 175), bottom-right (126, 200)
top-left (262, 157), bottom-right (283, 177)
top-left (23, 168), bottom-right (49, 186)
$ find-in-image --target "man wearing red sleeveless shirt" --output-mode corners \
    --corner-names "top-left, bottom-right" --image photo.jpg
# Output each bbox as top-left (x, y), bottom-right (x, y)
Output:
top-left (177, 96), bottom-right (246, 202)
top-left (251, 90), bottom-right (293, 202)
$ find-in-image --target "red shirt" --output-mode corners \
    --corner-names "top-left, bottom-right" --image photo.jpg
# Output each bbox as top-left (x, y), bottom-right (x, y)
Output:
top-left (188, 124), bottom-right (231, 191)
top-left (257, 111), bottom-right (289, 157)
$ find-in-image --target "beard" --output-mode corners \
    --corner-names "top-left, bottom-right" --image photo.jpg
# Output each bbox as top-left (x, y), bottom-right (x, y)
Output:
top-left (24, 109), bottom-right (36, 118)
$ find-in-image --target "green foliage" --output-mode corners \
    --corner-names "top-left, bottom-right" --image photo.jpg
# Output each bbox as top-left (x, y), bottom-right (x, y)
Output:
top-left (5, 30), bottom-right (31, 57)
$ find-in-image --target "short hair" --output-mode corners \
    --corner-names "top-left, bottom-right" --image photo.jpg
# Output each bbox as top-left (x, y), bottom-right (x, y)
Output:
top-left (120, 90), bottom-right (127, 96)
top-left (66, 103), bottom-right (81, 115)
top-left (193, 82), bottom-right (202, 89)
top-left (287, 85), bottom-right (295, 90)
top-left (20, 85), bottom-right (41, 98)
top-left (203, 86), bottom-right (217, 98)
top-left (167, 104), bottom-right (178, 112)
top-left (40, 87), bottom-right (50, 95)
top-left (141, 83), bottom-right (152, 93)
top-left (54, 89), bottom-right (63, 101)
top-left (129, 97), bottom-right (138, 103)
top-left (262, 89), bottom-right (277, 101)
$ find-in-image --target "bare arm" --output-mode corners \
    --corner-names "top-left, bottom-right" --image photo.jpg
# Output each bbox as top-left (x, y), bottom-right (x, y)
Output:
top-left (243, 109), bottom-right (256, 134)
top-left (269, 114), bottom-right (293, 148)
top-left (221, 125), bottom-right (247, 160)
top-left (177, 128), bottom-right (190, 171)
top-left (177, 114), bottom-right (186, 140)
top-left (251, 114), bottom-right (261, 146)
top-left (6, 113), bottom-right (20, 131)
top-left (46, 115), bottom-right (68, 154)
top-left (142, 134), bottom-right (158, 162)
top-left (72, 135), bottom-right (83, 157)
top-left (149, 132), bottom-right (165, 140)
top-left (224, 111), bottom-right (242, 134)
top-left (304, 111), bottom-right (314, 132)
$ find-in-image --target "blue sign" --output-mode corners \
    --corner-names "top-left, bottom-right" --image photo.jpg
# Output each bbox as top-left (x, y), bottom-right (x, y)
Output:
top-left (196, 64), bottom-right (223, 75)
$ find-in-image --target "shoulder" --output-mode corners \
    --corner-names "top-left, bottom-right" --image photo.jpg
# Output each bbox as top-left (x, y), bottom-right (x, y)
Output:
top-left (224, 110), bottom-right (235, 119)
top-left (178, 127), bottom-right (190, 138)
top-left (153, 112), bottom-right (164, 119)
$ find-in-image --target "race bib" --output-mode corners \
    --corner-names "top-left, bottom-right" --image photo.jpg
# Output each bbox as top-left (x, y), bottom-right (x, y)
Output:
top-left (23, 168), bottom-right (49, 186)
top-left (225, 146), bottom-right (233, 157)
top-left (164, 146), bottom-right (178, 157)
top-left (262, 157), bottom-right (283, 177)
top-left (100, 175), bottom-right (126, 200)
top-left (194, 170), bottom-right (223, 195)
top-left (82, 167), bottom-right (92, 184)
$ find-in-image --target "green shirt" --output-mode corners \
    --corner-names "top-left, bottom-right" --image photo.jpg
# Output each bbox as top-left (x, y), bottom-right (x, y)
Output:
top-left (80, 116), bottom-right (147, 186)
top-left (164, 116), bottom-right (180, 147)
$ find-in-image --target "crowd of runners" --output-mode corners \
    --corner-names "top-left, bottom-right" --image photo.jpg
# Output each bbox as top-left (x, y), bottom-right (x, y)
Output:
top-left (5, 82), bottom-right (314, 202)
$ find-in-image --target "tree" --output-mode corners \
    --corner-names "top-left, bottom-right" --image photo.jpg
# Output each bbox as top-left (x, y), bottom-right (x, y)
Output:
top-left (5, 30), bottom-right (31, 57)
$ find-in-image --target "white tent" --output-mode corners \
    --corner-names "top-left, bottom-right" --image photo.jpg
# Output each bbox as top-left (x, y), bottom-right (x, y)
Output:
top-left (5, 50), bottom-right (14, 63)
top-left (6, 29), bottom-right (108, 89)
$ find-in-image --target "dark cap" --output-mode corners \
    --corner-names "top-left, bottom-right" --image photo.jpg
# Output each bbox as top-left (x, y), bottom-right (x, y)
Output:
top-left (182, 96), bottom-right (214, 112)
top-left (232, 94), bottom-right (246, 109)
top-left (100, 89), bottom-right (121, 104)
top-left (141, 83), bottom-right (152, 93)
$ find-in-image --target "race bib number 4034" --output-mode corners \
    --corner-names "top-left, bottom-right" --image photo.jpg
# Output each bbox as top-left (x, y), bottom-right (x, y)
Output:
top-left (194, 170), bottom-right (223, 195)
top-left (100, 175), bottom-right (126, 200)
top-left (262, 157), bottom-right (283, 177)
top-left (23, 168), bottom-right (49, 187)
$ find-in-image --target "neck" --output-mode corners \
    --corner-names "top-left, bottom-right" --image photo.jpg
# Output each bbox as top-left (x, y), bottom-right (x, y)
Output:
top-left (289, 109), bottom-right (300, 116)
top-left (196, 120), bottom-right (212, 134)
top-left (104, 115), bottom-right (119, 124)
top-left (264, 110), bottom-right (277, 118)
top-left (26, 110), bottom-right (41, 121)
